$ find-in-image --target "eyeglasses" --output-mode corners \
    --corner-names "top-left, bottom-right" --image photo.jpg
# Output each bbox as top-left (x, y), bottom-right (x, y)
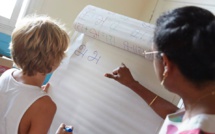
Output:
top-left (143, 50), bottom-right (161, 61)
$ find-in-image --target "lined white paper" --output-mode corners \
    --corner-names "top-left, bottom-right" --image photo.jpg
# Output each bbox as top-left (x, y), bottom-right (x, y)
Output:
top-left (73, 5), bottom-right (155, 56)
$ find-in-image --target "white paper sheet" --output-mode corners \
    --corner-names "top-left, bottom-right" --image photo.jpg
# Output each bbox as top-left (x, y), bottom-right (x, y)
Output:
top-left (73, 5), bottom-right (155, 56)
top-left (48, 5), bottom-right (180, 134)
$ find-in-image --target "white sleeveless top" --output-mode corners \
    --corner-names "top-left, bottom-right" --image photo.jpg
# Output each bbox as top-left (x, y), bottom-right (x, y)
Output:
top-left (0, 68), bottom-right (47, 134)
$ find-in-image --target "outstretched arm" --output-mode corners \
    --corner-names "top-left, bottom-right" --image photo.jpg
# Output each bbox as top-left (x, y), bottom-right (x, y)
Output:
top-left (105, 63), bottom-right (179, 119)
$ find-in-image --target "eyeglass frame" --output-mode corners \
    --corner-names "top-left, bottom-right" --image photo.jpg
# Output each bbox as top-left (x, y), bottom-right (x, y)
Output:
top-left (143, 50), bottom-right (163, 61)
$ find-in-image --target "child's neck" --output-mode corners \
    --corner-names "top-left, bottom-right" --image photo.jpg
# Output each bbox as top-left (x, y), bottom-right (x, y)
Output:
top-left (13, 70), bottom-right (46, 87)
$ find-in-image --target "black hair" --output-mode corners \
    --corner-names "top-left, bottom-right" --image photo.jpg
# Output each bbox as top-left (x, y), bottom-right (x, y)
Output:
top-left (154, 6), bottom-right (215, 83)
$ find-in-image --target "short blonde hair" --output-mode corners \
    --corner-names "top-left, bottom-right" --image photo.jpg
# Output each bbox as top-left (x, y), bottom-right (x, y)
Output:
top-left (10, 15), bottom-right (70, 76)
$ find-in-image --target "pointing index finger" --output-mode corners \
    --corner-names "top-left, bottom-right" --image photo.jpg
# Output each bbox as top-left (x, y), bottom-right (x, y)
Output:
top-left (121, 63), bottom-right (126, 67)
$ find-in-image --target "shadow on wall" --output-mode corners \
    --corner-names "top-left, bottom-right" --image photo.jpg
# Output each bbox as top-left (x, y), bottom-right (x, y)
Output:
top-left (0, 32), bottom-right (51, 85)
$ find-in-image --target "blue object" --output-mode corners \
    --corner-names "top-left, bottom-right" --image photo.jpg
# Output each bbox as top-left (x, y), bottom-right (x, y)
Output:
top-left (43, 73), bottom-right (53, 85)
top-left (65, 127), bottom-right (73, 132)
top-left (0, 32), bottom-right (11, 57)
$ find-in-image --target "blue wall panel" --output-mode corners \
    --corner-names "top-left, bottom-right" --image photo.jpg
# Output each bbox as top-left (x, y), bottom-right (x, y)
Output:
top-left (0, 32), bottom-right (11, 57)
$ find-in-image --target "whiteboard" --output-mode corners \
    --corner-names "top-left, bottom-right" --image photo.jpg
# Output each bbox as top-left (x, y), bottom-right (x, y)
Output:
top-left (48, 5), bottom-right (180, 134)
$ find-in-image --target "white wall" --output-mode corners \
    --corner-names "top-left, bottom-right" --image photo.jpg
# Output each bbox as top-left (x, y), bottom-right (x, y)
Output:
top-left (139, 0), bottom-right (159, 23)
top-left (150, 0), bottom-right (215, 24)
top-left (27, 0), bottom-right (149, 36)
